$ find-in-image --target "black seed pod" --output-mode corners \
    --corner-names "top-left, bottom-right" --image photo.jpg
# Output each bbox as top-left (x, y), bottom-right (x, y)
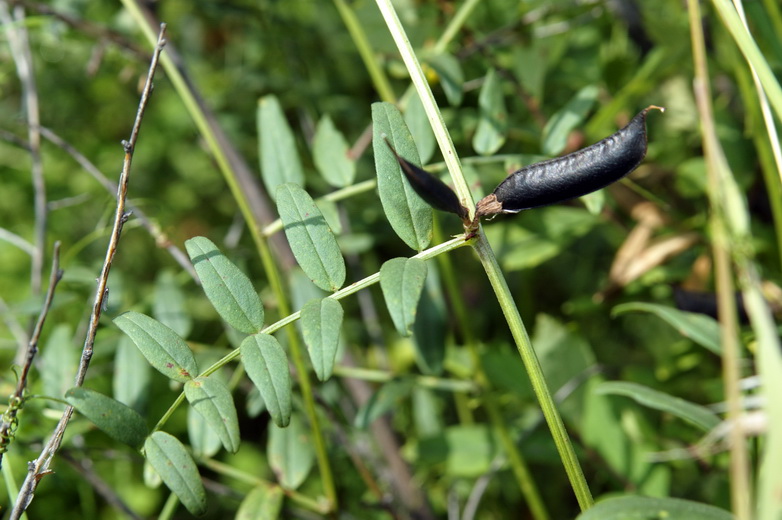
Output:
top-left (384, 138), bottom-right (469, 221)
top-left (476, 106), bottom-right (664, 217)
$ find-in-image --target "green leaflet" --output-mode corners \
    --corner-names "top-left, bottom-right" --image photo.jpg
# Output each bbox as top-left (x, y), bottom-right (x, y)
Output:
top-left (404, 93), bottom-right (436, 164)
top-left (612, 302), bottom-right (721, 355)
top-left (114, 311), bottom-right (198, 383)
top-left (596, 381), bottom-right (721, 432)
top-left (65, 388), bottom-right (148, 449)
top-left (473, 68), bottom-right (507, 156)
top-left (267, 414), bottom-right (315, 490)
top-left (236, 483), bottom-right (284, 520)
top-left (144, 432), bottom-right (207, 516)
top-left (541, 84), bottom-right (599, 156)
top-left (276, 183), bottom-right (346, 292)
top-left (300, 298), bottom-right (344, 381)
top-left (576, 496), bottom-right (734, 520)
top-left (258, 95), bottom-right (304, 197)
top-left (380, 257), bottom-right (428, 337)
top-left (427, 53), bottom-right (464, 106)
top-left (185, 376), bottom-right (241, 453)
top-left (188, 404), bottom-right (222, 459)
top-left (113, 335), bottom-right (151, 412)
top-left (241, 333), bottom-right (292, 427)
top-left (186, 236), bottom-right (265, 334)
top-left (372, 102), bottom-right (433, 251)
top-left (313, 115), bottom-right (355, 188)
top-left (153, 270), bottom-right (192, 338)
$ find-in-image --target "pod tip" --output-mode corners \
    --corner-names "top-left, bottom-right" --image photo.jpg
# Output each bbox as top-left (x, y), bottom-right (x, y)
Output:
top-left (647, 105), bottom-right (666, 113)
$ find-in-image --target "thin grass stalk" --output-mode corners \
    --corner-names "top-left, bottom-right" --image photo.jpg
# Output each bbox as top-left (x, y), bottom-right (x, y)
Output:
top-left (375, 0), bottom-right (593, 510)
top-left (688, 2), bottom-right (764, 518)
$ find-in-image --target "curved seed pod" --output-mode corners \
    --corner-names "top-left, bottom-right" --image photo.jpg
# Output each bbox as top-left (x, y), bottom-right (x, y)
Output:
top-left (476, 105), bottom-right (664, 217)
top-left (384, 138), bottom-right (469, 221)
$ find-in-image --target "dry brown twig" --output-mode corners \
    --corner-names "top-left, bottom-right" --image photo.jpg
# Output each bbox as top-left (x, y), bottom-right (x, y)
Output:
top-left (8, 24), bottom-right (168, 520)
top-left (0, 243), bottom-right (63, 468)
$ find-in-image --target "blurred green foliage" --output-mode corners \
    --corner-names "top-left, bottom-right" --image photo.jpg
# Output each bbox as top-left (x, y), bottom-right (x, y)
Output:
top-left (1, 0), bottom-right (780, 518)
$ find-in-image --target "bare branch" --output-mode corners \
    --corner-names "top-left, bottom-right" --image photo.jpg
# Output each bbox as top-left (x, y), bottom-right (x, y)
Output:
top-left (0, 242), bottom-right (63, 468)
top-left (9, 25), bottom-right (168, 520)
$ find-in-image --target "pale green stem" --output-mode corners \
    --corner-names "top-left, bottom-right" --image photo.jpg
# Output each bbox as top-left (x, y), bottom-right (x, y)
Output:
top-left (710, 0), bottom-right (782, 122)
top-left (472, 232), bottom-right (593, 511)
top-left (375, 0), bottom-right (474, 215)
top-left (332, 364), bottom-right (477, 393)
top-left (688, 1), bottom-right (749, 517)
top-left (375, 0), bottom-right (592, 510)
top-left (333, 0), bottom-right (397, 103)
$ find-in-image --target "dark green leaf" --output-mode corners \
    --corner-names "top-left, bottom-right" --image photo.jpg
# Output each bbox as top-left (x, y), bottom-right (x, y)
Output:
top-left (412, 266), bottom-right (446, 375)
top-left (473, 68), bottom-right (507, 155)
top-left (576, 496), bottom-right (734, 520)
top-left (267, 414), bottom-right (314, 489)
top-left (427, 53), bottom-right (464, 106)
top-left (404, 93), bottom-right (436, 163)
top-left (185, 376), bottom-right (241, 453)
top-left (185, 236), bottom-right (265, 334)
top-left (258, 95), bottom-right (304, 197)
top-left (301, 298), bottom-right (344, 381)
top-left (241, 333), bottom-right (292, 427)
top-left (114, 311), bottom-right (198, 382)
top-left (612, 302), bottom-right (721, 354)
top-left (144, 431), bottom-right (207, 516)
top-left (371, 102), bottom-right (433, 251)
top-left (596, 381), bottom-right (721, 432)
top-left (276, 183), bottom-right (346, 292)
top-left (541, 84), bottom-right (599, 156)
top-left (313, 115), bottom-right (355, 188)
top-left (380, 257), bottom-right (428, 337)
top-left (65, 387), bottom-right (148, 449)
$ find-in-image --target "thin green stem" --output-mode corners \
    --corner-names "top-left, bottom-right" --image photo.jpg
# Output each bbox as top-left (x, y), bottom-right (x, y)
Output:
top-left (333, 0), bottom-right (397, 104)
top-left (201, 458), bottom-right (327, 513)
top-left (158, 493), bottom-right (179, 520)
top-left (375, 0), bottom-right (474, 216)
top-left (262, 179), bottom-right (377, 237)
top-left (376, 0), bottom-right (591, 511)
top-left (472, 231), bottom-right (593, 511)
top-left (332, 364), bottom-right (477, 393)
top-left (484, 399), bottom-right (550, 520)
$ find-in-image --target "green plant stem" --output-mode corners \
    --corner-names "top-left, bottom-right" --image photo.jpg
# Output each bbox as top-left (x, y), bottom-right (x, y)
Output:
top-left (376, 0), bottom-right (591, 510)
top-left (1, 456), bottom-right (28, 520)
top-left (154, 237), bottom-right (471, 431)
top-left (687, 3), bottom-right (752, 519)
top-left (262, 179), bottom-right (377, 237)
top-left (331, 365), bottom-right (477, 392)
top-left (375, 0), bottom-right (474, 216)
top-left (710, 0), bottom-right (782, 122)
top-left (484, 398), bottom-right (550, 520)
top-left (201, 458), bottom-right (327, 513)
top-left (472, 231), bottom-right (593, 511)
top-left (158, 493), bottom-right (179, 520)
top-left (333, 0), bottom-right (396, 104)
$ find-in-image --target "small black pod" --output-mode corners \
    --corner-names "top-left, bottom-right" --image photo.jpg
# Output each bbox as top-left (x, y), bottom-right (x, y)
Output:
top-left (479, 106), bottom-right (663, 216)
top-left (384, 138), bottom-right (469, 221)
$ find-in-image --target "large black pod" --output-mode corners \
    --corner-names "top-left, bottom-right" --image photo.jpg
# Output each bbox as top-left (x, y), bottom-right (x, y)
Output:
top-left (485, 106), bottom-right (663, 214)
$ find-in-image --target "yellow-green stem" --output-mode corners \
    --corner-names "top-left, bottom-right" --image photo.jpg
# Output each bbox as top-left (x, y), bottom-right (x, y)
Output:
top-left (472, 231), bottom-right (593, 511)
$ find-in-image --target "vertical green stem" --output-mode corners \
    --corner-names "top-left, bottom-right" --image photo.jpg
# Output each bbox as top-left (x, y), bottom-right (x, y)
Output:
top-left (687, 2), bottom-right (752, 518)
top-left (472, 232), bottom-right (593, 511)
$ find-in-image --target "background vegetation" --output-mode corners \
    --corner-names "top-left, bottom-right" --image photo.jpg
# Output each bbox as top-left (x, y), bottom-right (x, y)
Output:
top-left (1, 0), bottom-right (780, 519)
